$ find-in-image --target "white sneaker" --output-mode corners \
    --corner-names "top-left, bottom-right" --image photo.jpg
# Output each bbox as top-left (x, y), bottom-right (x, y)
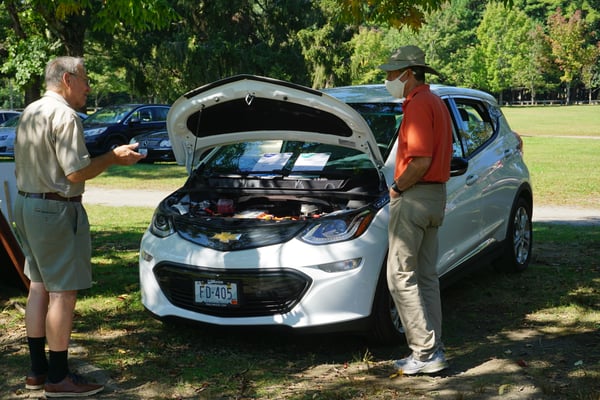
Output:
top-left (393, 349), bottom-right (448, 375)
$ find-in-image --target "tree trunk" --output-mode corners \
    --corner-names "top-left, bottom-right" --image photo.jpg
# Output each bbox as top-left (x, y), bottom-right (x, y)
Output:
top-left (24, 76), bottom-right (42, 106)
top-left (37, 8), bottom-right (89, 57)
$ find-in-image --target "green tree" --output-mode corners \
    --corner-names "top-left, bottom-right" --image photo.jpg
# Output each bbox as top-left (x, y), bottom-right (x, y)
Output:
top-left (475, 2), bottom-right (536, 103)
top-left (580, 42), bottom-right (600, 103)
top-left (0, 0), bottom-right (60, 104)
top-left (332, 0), bottom-right (504, 29)
top-left (407, 0), bottom-right (485, 86)
top-left (1, 0), bottom-right (177, 105)
top-left (547, 8), bottom-right (592, 104)
top-left (159, 0), bottom-right (318, 95)
top-left (365, 0), bottom-right (490, 87)
top-left (517, 24), bottom-right (554, 103)
top-left (349, 27), bottom-right (387, 85)
top-left (298, 0), bottom-right (355, 88)
top-left (462, 45), bottom-right (489, 90)
top-left (311, 0), bottom-right (503, 88)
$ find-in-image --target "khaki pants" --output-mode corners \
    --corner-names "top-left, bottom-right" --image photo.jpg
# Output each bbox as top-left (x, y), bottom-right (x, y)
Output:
top-left (386, 183), bottom-right (446, 361)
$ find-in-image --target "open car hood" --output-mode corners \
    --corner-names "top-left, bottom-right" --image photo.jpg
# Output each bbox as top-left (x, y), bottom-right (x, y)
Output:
top-left (167, 75), bottom-right (384, 173)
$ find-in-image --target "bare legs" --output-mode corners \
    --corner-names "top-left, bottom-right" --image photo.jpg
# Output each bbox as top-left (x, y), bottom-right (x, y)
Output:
top-left (26, 281), bottom-right (77, 351)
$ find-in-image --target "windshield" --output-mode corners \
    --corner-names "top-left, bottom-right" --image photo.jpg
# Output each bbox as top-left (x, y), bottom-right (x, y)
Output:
top-left (83, 105), bottom-right (136, 126)
top-left (347, 103), bottom-right (402, 159)
top-left (200, 140), bottom-right (376, 177)
top-left (0, 115), bottom-right (20, 128)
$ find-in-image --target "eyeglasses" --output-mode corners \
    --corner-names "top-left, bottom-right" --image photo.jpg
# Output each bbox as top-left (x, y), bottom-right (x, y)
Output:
top-left (69, 72), bottom-right (91, 86)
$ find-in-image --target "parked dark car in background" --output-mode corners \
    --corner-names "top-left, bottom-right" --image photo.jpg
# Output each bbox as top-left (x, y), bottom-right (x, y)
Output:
top-left (83, 104), bottom-right (170, 156)
top-left (130, 130), bottom-right (175, 163)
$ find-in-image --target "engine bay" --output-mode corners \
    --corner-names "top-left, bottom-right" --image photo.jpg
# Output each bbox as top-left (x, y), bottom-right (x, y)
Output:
top-left (164, 191), bottom-right (362, 221)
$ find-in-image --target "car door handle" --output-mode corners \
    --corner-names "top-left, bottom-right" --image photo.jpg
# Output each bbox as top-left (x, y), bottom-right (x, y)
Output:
top-left (465, 175), bottom-right (479, 186)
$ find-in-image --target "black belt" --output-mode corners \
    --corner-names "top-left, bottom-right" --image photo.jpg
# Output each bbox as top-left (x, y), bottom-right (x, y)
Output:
top-left (19, 191), bottom-right (82, 203)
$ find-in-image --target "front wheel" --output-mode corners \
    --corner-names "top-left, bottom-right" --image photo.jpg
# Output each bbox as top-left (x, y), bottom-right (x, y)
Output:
top-left (494, 197), bottom-right (532, 273)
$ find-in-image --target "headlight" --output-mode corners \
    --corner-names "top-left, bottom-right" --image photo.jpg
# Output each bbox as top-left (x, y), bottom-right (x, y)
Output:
top-left (150, 209), bottom-right (175, 238)
top-left (159, 139), bottom-right (171, 148)
top-left (83, 127), bottom-right (107, 137)
top-left (299, 209), bottom-right (375, 245)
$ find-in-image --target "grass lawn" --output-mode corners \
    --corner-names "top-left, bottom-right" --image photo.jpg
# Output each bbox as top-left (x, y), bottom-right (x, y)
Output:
top-left (2, 205), bottom-right (598, 399)
top-left (502, 105), bottom-right (600, 137)
top-left (522, 136), bottom-right (600, 208)
top-left (87, 162), bottom-right (187, 191)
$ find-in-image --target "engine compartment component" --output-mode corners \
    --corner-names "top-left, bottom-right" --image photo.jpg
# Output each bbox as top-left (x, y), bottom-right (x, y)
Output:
top-left (166, 192), bottom-right (346, 221)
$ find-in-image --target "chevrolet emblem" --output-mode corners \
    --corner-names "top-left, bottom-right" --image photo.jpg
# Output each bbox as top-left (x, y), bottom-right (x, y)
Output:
top-left (211, 232), bottom-right (242, 243)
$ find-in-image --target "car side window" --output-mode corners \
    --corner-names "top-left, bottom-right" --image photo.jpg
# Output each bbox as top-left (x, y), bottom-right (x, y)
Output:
top-left (153, 107), bottom-right (169, 121)
top-left (138, 109), bottom-right (153, 122)
top-left (130, 107), bottom-right (168, 123)
top-left (454, 100), bottom-right (494, 157)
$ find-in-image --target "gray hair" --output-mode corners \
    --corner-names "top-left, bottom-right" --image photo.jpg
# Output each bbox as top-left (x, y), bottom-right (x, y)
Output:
top-left (45, 56), bottom-right (85, 88)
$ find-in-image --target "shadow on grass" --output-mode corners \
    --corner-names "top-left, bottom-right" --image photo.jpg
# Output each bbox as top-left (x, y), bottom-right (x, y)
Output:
top-left (1, 223), bottom-right (599, 399)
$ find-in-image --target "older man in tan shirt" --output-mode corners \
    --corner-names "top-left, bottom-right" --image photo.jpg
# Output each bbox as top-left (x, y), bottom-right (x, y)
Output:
top-left (14, 56), bottom-right (145, 397)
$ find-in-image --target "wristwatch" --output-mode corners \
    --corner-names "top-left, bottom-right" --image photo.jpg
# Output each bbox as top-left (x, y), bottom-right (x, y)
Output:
top-left (390, 182), bottom-right (403, 195)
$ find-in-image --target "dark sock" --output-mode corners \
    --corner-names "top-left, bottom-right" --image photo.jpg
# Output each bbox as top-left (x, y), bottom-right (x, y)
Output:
top-left (27, 336), bottom-right (48, 375)
top-left (48, 350), bottom-right (69, 383)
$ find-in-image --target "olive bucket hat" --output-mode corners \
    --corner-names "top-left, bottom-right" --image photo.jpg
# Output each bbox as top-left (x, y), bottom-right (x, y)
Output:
top-left (378, 45), bottom-right (440, 76)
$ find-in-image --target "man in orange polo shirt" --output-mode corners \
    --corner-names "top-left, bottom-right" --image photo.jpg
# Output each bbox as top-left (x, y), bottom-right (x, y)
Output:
top-left (379, 45), bottom-right (453, 375)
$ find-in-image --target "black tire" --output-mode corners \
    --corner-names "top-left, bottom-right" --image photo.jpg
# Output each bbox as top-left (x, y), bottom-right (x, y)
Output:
top-left (494, 196), bottom-right (532, 273)
top-left (370, 264), bottom-right (405, 345)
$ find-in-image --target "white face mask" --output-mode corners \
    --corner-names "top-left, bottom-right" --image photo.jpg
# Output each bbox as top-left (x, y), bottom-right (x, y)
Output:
top-left (385, 70), bottom-right (408, 99)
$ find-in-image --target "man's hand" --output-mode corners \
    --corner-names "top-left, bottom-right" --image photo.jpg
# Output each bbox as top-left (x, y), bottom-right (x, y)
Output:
top-left (68, 143), bottom-right (147, 183)
top-left (111, 143), bottom-right (147, 165)
top-left (389, 187), bottom-right (402, 199)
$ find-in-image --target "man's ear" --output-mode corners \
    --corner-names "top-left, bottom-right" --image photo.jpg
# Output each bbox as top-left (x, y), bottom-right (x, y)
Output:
top-left (62, 72), bottom-right (71, 87)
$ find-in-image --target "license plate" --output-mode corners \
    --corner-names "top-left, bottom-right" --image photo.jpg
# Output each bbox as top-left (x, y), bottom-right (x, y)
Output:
top-left (194, 280), bottom-right (238, 306)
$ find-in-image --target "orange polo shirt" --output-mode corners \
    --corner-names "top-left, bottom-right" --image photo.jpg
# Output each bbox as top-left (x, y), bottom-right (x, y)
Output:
top-left (394, 84), bottom-right (452, 183)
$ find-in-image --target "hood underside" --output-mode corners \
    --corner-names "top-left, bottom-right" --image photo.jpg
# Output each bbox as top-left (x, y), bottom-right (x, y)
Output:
top-left (167, 75), bottom-right (383, 173)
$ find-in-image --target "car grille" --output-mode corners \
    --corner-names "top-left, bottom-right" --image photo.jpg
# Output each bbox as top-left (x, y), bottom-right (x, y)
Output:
top-left (153, 263), bottom-right (312, 317)
top-left (173, 217), bottom-right (308, 251)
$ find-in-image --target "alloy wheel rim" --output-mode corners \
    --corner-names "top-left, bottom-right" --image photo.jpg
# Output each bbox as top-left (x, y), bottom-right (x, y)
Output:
top-left (513, 206), bottom-right (531, 264)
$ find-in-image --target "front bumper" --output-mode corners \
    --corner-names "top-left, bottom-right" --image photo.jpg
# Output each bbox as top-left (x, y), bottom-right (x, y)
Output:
top-left (138, 217), bottom-right (388, 329)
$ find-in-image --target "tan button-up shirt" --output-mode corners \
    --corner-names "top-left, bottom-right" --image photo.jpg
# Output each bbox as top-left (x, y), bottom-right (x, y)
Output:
top-left (15, 91), bottom-right (91, 197)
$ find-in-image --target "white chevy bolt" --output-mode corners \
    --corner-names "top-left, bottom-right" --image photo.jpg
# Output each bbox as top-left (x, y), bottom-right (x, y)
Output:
top-left (139, 75), bottom-right (533, 343)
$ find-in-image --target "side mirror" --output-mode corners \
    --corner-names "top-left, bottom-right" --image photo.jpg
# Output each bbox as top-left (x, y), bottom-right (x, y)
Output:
top-left (450, 157), bottom-right (468, 177)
